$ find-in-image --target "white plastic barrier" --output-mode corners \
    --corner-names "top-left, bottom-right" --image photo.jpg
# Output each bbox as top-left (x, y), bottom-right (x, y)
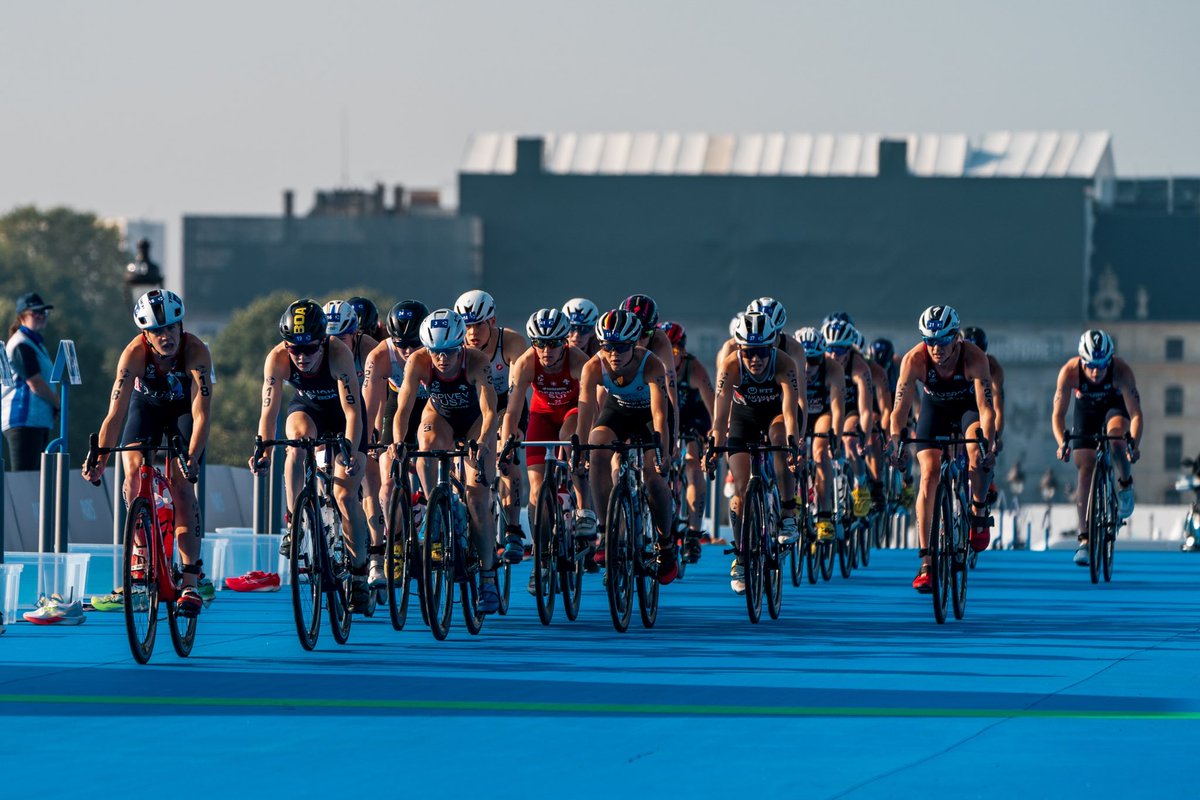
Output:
top-left (1, 563), bottom-right (23, 626)
top-left (208, 529), bottom-right (287, 586)
top-left (199, 536), bottom-right (232, 590)
top-left (5, 552), bottom-right (91, 607)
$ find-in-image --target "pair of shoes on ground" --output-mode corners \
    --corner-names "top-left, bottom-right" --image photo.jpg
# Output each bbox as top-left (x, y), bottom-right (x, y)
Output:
top-left (24, 594), bottom-right (86, 625)
top-left (225, 571), bottom-right (281, 592)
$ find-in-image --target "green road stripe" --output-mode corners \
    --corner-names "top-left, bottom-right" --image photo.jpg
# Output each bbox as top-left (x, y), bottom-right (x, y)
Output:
top-left (0, 694), bottom-right (1196, 720)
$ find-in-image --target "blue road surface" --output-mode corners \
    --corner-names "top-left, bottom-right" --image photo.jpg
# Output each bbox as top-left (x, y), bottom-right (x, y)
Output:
top-left (2, 549), bottom-right (1199, 798)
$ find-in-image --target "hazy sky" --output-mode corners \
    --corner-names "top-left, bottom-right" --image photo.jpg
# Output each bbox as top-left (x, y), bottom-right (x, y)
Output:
top-left (3, 1), bottom-right (1198, 268)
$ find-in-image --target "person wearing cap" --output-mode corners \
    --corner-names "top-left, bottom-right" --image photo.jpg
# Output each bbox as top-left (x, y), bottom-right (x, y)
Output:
top-left (2, 293), bottom-right (60, 470)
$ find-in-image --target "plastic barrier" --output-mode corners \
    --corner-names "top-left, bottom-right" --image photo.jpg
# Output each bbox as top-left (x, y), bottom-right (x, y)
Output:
top-left (209, 528), bottom-right (287, 586)
top-left (1, 563), bottom-right (22, 626)
top-left (5, 551), bottom-right (91, 607)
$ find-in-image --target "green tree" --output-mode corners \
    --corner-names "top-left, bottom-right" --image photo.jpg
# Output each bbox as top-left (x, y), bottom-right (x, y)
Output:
top-left (0, 206), bottom-right (130, 458)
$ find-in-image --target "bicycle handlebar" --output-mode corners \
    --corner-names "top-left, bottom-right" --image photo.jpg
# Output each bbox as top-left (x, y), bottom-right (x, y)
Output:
top-left (86, 432), bottom-right (196, 486)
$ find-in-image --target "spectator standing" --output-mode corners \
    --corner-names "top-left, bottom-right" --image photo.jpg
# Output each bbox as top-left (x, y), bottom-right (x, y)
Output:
top-left (3, 292), bottom-right (59, 469)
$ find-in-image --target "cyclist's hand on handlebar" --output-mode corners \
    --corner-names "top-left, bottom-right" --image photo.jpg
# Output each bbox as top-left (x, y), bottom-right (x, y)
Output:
top-left (655, 448), bottom-right (669, 478)
top-left (249, 449), bottom-right (270, 475)
top-left (993, 431), bottom-right (1004, 456)
top-left (81, 457), bottom-right (106, 485)
top-left (1126, 435), bottom-right (1141, 464)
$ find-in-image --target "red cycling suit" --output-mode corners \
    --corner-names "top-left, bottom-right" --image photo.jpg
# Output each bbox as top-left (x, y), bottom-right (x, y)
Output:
top-left (526, 356), bottom-right (579, 467)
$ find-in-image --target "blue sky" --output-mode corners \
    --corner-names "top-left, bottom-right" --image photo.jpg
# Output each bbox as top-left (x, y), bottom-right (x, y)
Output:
top-left (2, 0), bottom-right (1197, 267)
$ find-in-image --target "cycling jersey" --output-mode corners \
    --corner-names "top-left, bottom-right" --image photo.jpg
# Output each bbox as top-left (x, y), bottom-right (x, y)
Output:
top-left (914, 345), bottom-right (979, 452)
top-left (380, 341), bottom-right (427, 446)
top-left (121, 336), bottom-right (197, 448)
top-left (134, 336), bottom-right (193, 408)
top-left (426, 354), bottom-right (482, 437)
top-left (676, 355), bottom-right (711, 436)
top-left (486, 329), bottom-right (511, 409)
top-left (529, 355), bottom-right (579, 423)
top-left (728, 351), bottom-right (782, 447)
top-left (596, 351), bottom-right (655, 444)
top-left (843, 351), bottom-right (865, 415)
top-left (806, 359), bottom-right (830, 417)
top-left (1072, 360), bottom-right (1129, 448)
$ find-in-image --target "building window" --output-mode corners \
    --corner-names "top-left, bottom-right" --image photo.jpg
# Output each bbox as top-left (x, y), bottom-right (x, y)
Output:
top-left (1165, 434), bottom-right (1184, 471)
top-left (1166, 385), bottom-right (1184, 416)
top-left (1166, 337), bottom-right (1184, 361)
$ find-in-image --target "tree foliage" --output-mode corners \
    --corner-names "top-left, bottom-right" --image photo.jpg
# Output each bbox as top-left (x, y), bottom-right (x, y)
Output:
top-left (0, 206), bottom-right (130, 457)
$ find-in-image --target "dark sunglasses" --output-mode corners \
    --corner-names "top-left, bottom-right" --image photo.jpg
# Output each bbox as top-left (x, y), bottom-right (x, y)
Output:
top-left (569, 325), bottom-right (591, 334)
top-left (826, 345), bottom-right (851, 357)
top-left (741, 346), bottom-right (771, 360)
top-left (922, 333), bottom-right (957, 348)
top-left (533, 338), bottom-right (566, 350)
top-left (806, 355), bottom-right (824, 367)
top-left (392, 338), bottom-right (421, 350)
top-left (286, 342), bottom-right (322, 356)
top-left (600, 342), bottom-right (634, 354)
top-left (1082, 358), bottom-right (1111, 370)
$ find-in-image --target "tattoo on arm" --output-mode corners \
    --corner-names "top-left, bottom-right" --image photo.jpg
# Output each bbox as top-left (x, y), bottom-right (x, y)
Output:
top-left (339, 373), bottom-right (356, 404)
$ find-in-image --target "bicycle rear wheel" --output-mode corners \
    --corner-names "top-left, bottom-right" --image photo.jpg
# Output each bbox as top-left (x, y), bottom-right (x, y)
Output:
top-left (1101, 469), bottom-right (1117, 583)
top-left (765, 501), bottom-right (783, 621)
top-left (123, 497), bottom-right (158, 665)
top-left (742, 482), bottom-right (765, 624)
top-left (838, 530), bottom-right (853, 579)
top-left (491, 492), bottom-right (511, 615)
top-left (560, 491), bottom-right (584, 622)
top-left (605, 485), bottom-right (635, 633)
top-left (460, 531), bottom-right (485, 636)
top-left (1086, 460), bottom-right (1109, 585)
top-left (289, 490), bottom-right (322, 650)
top-left (424, 486), bottom-right (455, 640)
top-left (385, 485), bottom-right (412, 631)
top-left (951, 488), bottom-right (969, 620)
top-left (325, 505), bottom-right (353, 645)
top-left (636, 499), bottom-right (659, 629)
top-left (818, 537), bottom-right (835, 581)
top-left (167, 540), bottom-right (196, 658)
top-left (860, 514), bottom-right (873, 567)
top-left (532, 481), bottom-right (558, 625)
top-left (929, 481), bottom-right (952, 624)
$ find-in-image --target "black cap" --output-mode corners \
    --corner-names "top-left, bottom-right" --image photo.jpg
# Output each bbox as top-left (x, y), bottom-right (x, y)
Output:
top-left (15, 292), bottom-right (53, 313)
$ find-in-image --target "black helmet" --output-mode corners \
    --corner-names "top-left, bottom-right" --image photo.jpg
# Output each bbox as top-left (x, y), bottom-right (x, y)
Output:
top-left (279, 299), bottom-right (327, 345)
top-left (620, 294), bottom-right (659, 334)
top-left (347, 296), bottom-right (380, 335)
top-left (822, 310), bottom-right (855, 328)
top-left (962, 326), bottom-right (988, 353)
top-left (870, 338), bottom-right (895, 366)
top-left (386, 300), bottom-right (429, 345)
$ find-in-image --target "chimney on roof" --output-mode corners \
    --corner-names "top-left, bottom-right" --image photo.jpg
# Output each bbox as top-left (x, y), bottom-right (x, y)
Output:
top-left (283, 189), bottom-right (294, 218)
top-left (878, 139), bottom-right (909, 178)
top-left (393, 184), bottom-right (406, 213)
top-left (516, 137), bottom-right (545, 176)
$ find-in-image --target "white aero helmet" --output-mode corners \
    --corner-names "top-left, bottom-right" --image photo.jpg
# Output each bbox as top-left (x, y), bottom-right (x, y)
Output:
top-left (420, 309), bottom-right (467, 350)
top-left (322, 300), bottom-right (359, 337)
top-left (454, 289), bottom-right (495, 325)
top-left (747, 297), bottom-right (787, 333)
top-left (733, 311), bottom-right (775, 347)
top-left (133, 289), bottom-right (185, 331)
top-left (526, 308), bottom-right (570, 342)
top-left (918, 305), bottom-right (961, 339)
top-left (1078, 329), bottom-right (1115, 365)
top-left (821, 318), bottom-right (857, 349)
top-left (561, 297), bottom-right (599, 328)
top-left (794, 327), bottom-right (825, 359)
top-left (728, 311), bottom-right (747, 339)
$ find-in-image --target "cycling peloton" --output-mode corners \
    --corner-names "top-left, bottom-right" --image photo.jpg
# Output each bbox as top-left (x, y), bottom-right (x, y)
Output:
top-left (889, 305), bottom-right (995, 593)
top-left (391, 309), bottom-right (503, 612)
top-left (575, 309), bottom-right (678, 584)
top-left (455, 290), bottom-right (529, 565)
top-left (363, 300), bottom-right (430, 571)
top-left (794, 326), bottom-right (846, 542)
top-left (252, 300), bottom-right (371, 609)
top-left (707, 312), bottom-right (804, 594)
top-left (82, 289), bottom-right (213, 616)
top-left (1051, 329), bottom-right (1142, 566)
top-left (821, 316), bottom-right (876, 520)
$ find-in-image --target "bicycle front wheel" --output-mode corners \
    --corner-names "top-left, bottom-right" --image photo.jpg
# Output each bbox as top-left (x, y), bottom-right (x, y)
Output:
top-left (385, 485), bottom-right (412, 631)
top-left (532, 481), bottom-right (559, 625)
top-left (123, 497), bottom-right (158, 665)
top-left (951, 488), bottom-right (969, 621)
top-left (424, 486), bottom-right (455, 640)
top-left (167, 538), bottom-right (196, 658)
top-left (636, 500), bottom-right (659, 629)
top-left (929, 481), bottom-right (952, 624)
top-left (605, 484), bottom-right (635, 633)
top-left (325, 507), bottom-right (353, 645)
top-left (1086, 460), bottom-right (1109, 585)
top-left (741, 482), bottom-right (765, 624)
top-left (289, 490), bottom-right (322, 650)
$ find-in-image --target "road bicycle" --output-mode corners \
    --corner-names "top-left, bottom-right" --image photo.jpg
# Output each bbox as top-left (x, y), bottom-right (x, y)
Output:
top-left (86, 432), bottom-right (199, 664)
top-left (1064, 431), bottom-right (1131, 584)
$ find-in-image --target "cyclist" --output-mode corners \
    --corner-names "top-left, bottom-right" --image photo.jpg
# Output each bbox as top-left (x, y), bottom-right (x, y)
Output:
top-left (82, 289), bottom-right (213, 616)
top-left (661, 321), bottom-right (714, 562)
top-left (621, 294), bottom-right (679, 439)
top-left (1051, 329), bottom-right (1143, 566)
top-left (822, 318), bottom-right (875, 520)
top-left (962, 327), bottom-right (1004, 455)
top-left (855, 329), bottom-right (893, 512)
top-left (252, 299), bottom-right (371, 609)
top-left (562, 297), bottom-right (601, 357)
top-left (708, 312), bottom-right (803, 594)
top-left (575, 308), bottom-right (678, 584)
top-left (502, 308), bottom-right (594, 590)
top-left (715, 298), bottom-right (802, 366)
top-left (794, 327), bottom-right (845, 542)
top-left (391, 309), bottom-right (503, 612)
top-left (348, 296), bottom-right (385, 343)
top-left (364, 301), bottom-right (430, 579)
top-left (872, 336), bottom-right (916, 509)
top-left (889, 305), bottom-right (996, 592)
top-left (455, 289), bottom-right (528, 565)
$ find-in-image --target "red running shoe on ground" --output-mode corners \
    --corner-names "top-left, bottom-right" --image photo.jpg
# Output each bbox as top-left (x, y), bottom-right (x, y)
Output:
top-left (224, 571), bottom-right (281, 592)
top-left (912, 565), bottom-right (932, 594)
